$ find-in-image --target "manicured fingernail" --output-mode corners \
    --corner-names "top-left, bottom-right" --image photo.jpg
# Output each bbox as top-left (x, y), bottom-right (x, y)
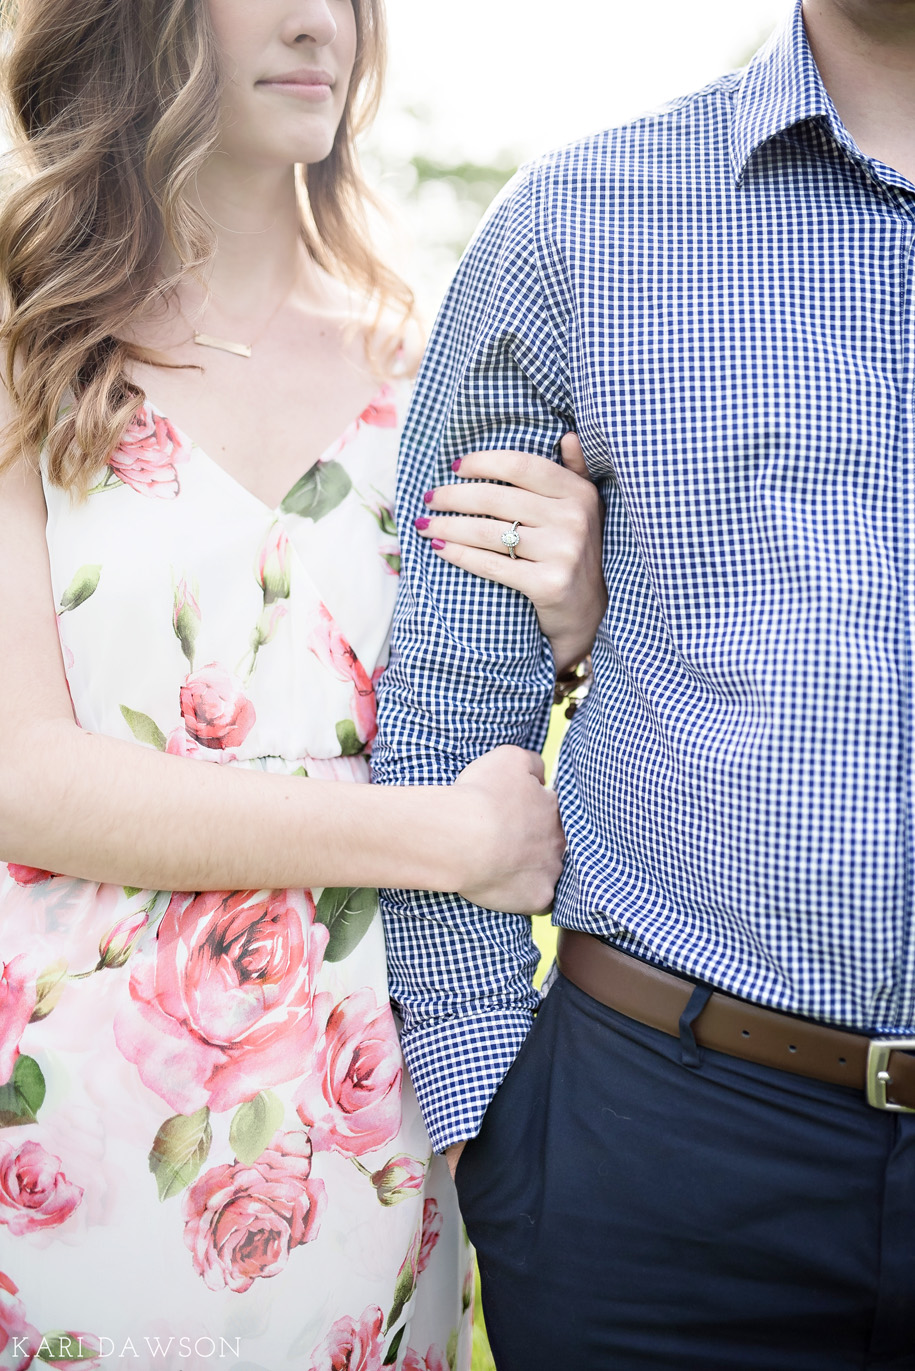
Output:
top-left (451, 458), bottom-right (462, 473)
top-left (423, 490), bottom-right (435, 505)
top-left (431, 538), bottom-right (446, 550)
top-left (414, 516), bottom-right (431, 531)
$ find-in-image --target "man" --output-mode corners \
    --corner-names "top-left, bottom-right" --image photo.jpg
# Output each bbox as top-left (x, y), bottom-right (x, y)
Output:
top-left (372, 2), bottom-right (915, 1366)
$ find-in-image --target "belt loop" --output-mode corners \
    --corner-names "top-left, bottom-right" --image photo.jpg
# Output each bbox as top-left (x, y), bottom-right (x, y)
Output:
top-left (679, 985), bottom-right (713, 1069)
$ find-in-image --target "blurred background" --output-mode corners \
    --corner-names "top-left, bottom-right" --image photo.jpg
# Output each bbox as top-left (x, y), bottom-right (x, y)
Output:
top-left (367, 0), bottom-right (788, 315)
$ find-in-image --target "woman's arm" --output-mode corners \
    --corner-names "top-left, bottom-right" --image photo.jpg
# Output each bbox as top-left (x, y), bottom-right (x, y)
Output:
top-left (0, 455), bottom-right (563, 912)
top-left (413, 433), bottom-right (607, 673)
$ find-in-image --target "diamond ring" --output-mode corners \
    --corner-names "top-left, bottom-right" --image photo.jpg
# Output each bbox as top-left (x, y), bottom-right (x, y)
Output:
top-left (500, 520), bottom-right (521, 559)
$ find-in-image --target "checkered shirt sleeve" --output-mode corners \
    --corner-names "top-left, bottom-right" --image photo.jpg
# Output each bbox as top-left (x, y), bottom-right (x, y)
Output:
top-left (372, 172), bottom-right (569, 1152)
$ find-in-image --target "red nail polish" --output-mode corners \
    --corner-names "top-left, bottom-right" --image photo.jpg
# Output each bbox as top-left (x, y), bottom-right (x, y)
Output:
top-left (451, 458), bottom-right (462, 473)
top-left (414, 516), bottom-right (431, 531)
top-left (423, 490), bottom-right (435, 504)
top-left (431, 538), bottom-right (446, 550)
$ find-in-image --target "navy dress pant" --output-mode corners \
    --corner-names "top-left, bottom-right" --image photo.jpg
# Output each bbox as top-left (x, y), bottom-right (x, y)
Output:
top-left (454, 971), bottom-right (915, 1370)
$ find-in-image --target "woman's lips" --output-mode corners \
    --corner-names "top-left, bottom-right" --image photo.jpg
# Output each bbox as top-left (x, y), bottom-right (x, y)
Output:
top-left (257, 68), bottom-right (334, 101)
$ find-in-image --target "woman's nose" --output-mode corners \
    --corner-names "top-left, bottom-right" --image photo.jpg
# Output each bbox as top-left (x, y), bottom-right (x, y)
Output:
top-left (283, 1), bottom-right (339, 48)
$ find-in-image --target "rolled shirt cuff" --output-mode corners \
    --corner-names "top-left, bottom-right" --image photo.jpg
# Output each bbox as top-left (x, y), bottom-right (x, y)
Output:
top-left (399, 1007), bottom-right (536, 1154)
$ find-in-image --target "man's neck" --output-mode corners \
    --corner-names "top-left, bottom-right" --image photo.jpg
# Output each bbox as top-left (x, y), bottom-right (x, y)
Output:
top-left (803, 0), bottom-right (915, 179)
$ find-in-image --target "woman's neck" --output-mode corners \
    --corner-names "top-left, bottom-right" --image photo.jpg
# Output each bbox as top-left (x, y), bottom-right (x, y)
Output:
top-left (803, 0), bottom-right (915, 178)
top-left (182, 159), bottom-right (315, 328)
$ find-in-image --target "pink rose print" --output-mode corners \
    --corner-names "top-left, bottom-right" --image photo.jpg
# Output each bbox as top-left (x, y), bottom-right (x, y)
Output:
top-left (164, 727), bottom-right (203, 760)
top-left (295, 988), bottom-right (402, 1157)
top-left (179, 663), bottom-right (256, 751)
top-left (0, 957), bottom-right (38, 1086)
top-left (309, 606), bottom-right (377, 747)
top-left (307, 1304), bottom-right (385, 1371)
top-left (97, 910), bottom-right (150, 971)
top-left (255, 523), bottom-right (292, 604)
top-left (107, 405), bottom-right (189, 499)
top-left (364, 502), bottom-right (401, 578)
top-left (329, 384), bottom-right (399, 458)
top-left (403, 1348), bottom-right (449, 1371)
top-left (462, 1260), bottom-right (474, 1312)
top-left (369, 1154), bottom-right (426, 1207)
top-left (250, 602), bottom-right (288, 657)
top-left (0, 1272), bottom-right (39, 1371)
top-left (172, 577), bottom-right (201, 667)
top-left (358, 387), bottom-right (398, 429)
top-left (0, 1138), bottom-right (83, 1235)
top-left (379, 543), bottom-right (401, 577)
top-left (6, 866), bottom-right (56, 887)
top-left (115, 888), bottom-right (328, 1114)
top-left (183, 1131), bottom-right (325, 1294)
top-left (417, 1198), bottom-right (443, 1277)
top-left (58, 634), bottom-right (75, 672)
top-left (259, 600), bottom-right (288, 642)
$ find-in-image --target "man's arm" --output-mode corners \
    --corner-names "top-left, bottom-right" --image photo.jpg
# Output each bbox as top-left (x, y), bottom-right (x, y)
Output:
top-left (373, 164), bottom-right (573, 1153)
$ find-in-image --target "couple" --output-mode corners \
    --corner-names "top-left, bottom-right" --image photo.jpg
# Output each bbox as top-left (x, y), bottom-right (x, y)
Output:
top-left (0, 0), bottom-right (914, 1368)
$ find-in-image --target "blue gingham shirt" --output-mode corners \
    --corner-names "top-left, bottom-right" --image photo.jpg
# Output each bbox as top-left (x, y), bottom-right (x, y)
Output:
top-left (373, 0), bottom-right (915, 1153)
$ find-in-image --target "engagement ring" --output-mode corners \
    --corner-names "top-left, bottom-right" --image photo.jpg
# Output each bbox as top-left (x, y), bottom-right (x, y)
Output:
top-left (500, 520), bottom-right (521, 559)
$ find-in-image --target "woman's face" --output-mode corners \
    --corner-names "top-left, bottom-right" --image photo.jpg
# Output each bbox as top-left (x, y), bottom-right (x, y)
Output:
top-left (207, 0), bottom-right (358, 169)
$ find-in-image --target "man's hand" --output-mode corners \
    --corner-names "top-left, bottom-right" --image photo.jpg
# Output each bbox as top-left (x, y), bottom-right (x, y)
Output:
top-left (445, 1141), bottom-right (467, 1180)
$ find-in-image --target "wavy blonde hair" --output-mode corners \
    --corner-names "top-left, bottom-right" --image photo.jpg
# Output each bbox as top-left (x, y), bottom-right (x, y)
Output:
top-left (0, 0), bottom-right (412, 492)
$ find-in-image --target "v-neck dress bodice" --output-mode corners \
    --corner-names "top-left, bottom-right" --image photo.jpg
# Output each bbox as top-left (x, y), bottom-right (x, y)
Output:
top-left (47, 387), bottom-right (404, 770)
top-left (0, 382), bottom-right (472, 1371)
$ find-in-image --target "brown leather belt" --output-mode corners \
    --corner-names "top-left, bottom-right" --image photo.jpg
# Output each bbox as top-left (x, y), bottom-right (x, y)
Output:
top-left (556, 929), bottom-right (915, 1113)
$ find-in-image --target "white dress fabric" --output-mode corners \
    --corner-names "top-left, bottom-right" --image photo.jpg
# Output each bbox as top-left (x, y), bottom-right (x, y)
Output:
top-left (0, 382), bottom-right (472, 1371)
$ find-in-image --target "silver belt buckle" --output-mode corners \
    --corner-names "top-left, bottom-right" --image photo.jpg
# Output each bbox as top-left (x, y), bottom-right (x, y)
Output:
top-left (865, 1038), bottom-right (915, 1113)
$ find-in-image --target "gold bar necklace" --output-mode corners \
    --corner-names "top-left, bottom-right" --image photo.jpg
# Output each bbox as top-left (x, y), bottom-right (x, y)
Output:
top-left (192, 333), bottom-right (253, 359)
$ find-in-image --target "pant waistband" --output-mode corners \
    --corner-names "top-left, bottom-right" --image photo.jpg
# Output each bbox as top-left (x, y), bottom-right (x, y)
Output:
top-left (555, 929), bottom-right (915, 1113)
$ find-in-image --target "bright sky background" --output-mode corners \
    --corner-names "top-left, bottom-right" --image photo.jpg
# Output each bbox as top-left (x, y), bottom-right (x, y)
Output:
top-left (371, 0), bottom-right (793, 307)
top-left (380, 0), bottom-right (792, 164)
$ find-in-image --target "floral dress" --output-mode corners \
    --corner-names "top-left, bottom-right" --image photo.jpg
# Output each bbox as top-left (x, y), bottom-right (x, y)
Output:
top-left (0, 384), bottom-right (473, 1371)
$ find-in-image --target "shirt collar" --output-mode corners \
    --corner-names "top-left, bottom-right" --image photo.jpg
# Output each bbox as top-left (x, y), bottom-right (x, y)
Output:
top-left (729, 0), bottom-right (855, 181)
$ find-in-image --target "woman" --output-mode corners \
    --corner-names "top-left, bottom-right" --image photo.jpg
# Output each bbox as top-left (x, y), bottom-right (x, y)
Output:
top-left (0, 1), bottom-right (606, 1368)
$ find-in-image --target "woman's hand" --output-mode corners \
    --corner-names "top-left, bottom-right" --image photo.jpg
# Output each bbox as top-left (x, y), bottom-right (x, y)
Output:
top-left (414, 434), bottom-right (607, 673)
top-left (451, 745), bottom-right (564, 915)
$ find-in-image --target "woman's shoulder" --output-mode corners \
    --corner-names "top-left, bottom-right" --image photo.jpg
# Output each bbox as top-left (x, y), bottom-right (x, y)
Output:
top-left (314, 255), bottom-right (424, 381)
top-left (383, 315), bottom-right (423, 382)
top-left (314, 268), bottom-right (422, 389)
top-left (345, 304), bottom-right (420, 392)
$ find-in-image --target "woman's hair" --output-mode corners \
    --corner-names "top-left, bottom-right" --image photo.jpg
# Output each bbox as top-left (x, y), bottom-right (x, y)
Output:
top-left (0, 0), bottom-right (412, 492)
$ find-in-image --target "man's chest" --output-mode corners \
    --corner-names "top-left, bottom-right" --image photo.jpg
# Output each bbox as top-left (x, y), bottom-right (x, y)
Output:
top-left (565, 173), bottom-right (915, 578)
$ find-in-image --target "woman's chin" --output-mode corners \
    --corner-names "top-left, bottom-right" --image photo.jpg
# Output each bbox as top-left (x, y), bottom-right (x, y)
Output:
top-left (214, 125), bottom-right (340, 176)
